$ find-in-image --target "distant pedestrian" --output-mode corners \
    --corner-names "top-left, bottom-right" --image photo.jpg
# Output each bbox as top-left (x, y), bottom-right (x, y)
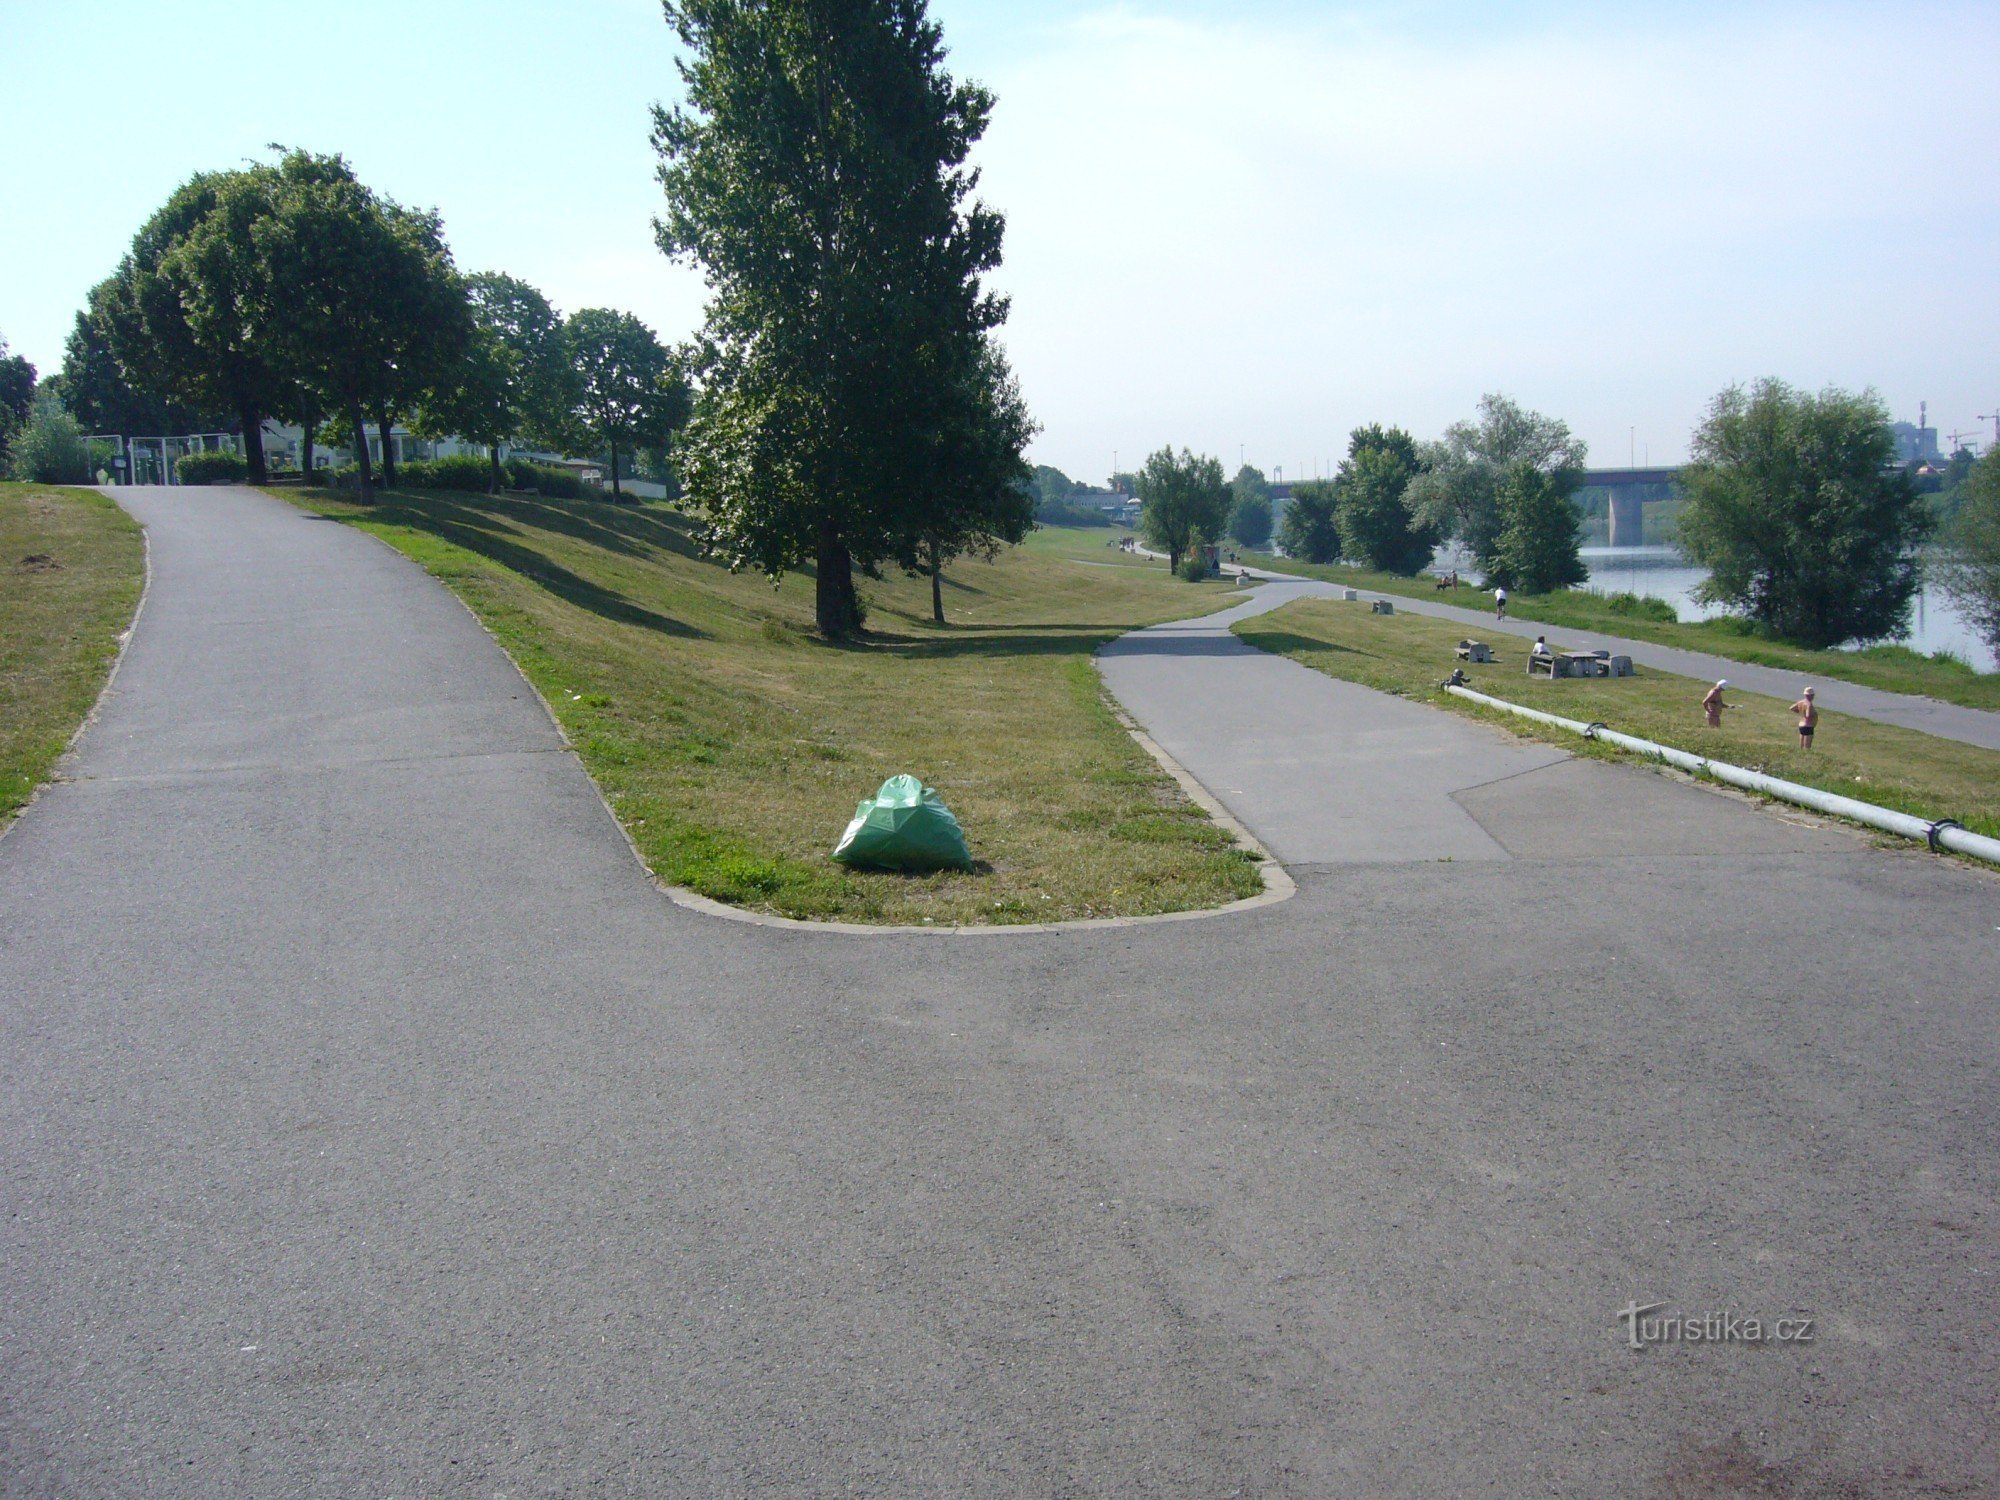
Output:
top-left (1790, 686), bottom-right (1817, 749)
top-left (1702, 679), bottom-right (1734, 728)
top-left (1494, 586), bottom-right (1508, 620)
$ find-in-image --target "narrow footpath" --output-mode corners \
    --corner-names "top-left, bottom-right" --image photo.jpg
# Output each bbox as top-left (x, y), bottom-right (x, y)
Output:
top-left (1227, 559), bottom-right (2000, 750)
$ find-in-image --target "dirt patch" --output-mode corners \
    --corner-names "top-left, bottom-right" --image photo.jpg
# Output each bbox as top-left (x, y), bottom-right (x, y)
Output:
top-left (19, 553), bottom-right (62, 572)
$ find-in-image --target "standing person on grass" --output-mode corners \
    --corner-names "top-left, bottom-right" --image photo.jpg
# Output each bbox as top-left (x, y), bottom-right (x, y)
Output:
top-left (1791, 686), bottom-right (1817, 749)
top-left (1702, 679), bottom-right (1734, 729)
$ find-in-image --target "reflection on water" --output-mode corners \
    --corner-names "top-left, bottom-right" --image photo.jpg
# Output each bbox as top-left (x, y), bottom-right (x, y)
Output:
top-left (1424, 543), bottom-right (1995, 671)
top-left (1574, 546), bottom-right (1996, 672)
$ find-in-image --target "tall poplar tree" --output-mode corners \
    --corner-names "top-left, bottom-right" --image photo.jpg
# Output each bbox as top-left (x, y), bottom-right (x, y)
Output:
top-left (653, 0), bottom-right (1024, 638)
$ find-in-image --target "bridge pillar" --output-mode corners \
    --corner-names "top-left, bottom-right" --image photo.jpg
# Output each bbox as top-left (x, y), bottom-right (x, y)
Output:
top-left (1607, 488), bottom-right (1645, 547)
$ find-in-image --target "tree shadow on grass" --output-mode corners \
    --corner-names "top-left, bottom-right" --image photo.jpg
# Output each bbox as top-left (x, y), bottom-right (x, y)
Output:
top-left (358, 495), bottom-right (707, 639)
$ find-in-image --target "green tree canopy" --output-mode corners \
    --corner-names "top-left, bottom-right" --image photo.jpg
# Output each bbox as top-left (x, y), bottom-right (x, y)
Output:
top-left (1135, 446), bottom-right (1228, 575)
top-left (1678, 379), bottom-right (1932, 647)
top-left (416, 271), bottom-right (574, 491)
top-left (1277, 480), bottom-right (1340, 565)
top-left (1332, 424), bottom-right (1434, 574)
top-left (1934, 449), bottom-right (2000, 657)
top-left (1487, 461), bottom-right (1586, 593)
top-left (1406, 393), bottom-right (1586, 574)
top-left (90, 169), bottom-right (298, 481)
top-left (0, 334), bottom-right (35, 461)
top-left (562, 308), bottom-right (685, 500)
top-left (1228, 465), bottom-right (1272, 547)
top-left (247, 151), bottom-right (469, 501)
top-left (901, 336), bottom-right (1035, 621)
top-left (55, 298), bottom-right (212, 437)
top-left (656, 0), bottom-right (1023, 638)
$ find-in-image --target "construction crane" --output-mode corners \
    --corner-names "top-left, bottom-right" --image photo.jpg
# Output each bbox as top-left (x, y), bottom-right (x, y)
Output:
top-left (1980, 411), bottom-right (2000, 447)
top-left (1947, 428), bottom-right (1983, 455)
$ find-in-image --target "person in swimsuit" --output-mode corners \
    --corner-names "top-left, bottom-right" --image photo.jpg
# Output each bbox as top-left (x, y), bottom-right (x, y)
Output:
top-left (1790, 686), bottom-right (1817, 749)
top-left (1702, 679), bottom-right (1733, 728)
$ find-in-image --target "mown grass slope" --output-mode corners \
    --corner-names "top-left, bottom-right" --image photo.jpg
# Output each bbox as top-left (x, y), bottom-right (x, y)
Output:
top-left (1, 484), bottom-right (145, 826)
top-left (278, 486), bottom-right (1263, 923)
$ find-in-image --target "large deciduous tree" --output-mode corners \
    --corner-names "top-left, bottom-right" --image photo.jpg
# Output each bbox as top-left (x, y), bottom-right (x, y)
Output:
top-left (247, 152), bottom-right (469, 503)
top-left (1487, 461), bottom-right (1586, 593)
top-left (899, 335), bottom-right (1035, 622)
top-left (1678, 379), bottom-right (1931, 647)
top-left (55, 296), bottom-right (212, 437)
top-left (1228, 464), bottom-right (1272, 548)
top-left (93, 170), bottom-right (296, 481)
top-left (654, 0), bottom-right (1024, 639)
top-left (1135, 447), bottom-right (1229, 576)
top-left (562, 308), bottom-right (685, 501)
top-left (418, 272), bottom-right (572, 492)
top-left (1332, 424), bottom-right (1434, 575)
top-left (1938, 450), bottom-right (2000, 657)
top-left (0, 335), bottom-right (34, 461)
top-left (1276, 480), bottom-right (1340, 564)
top-left (1406, 393), bottom-right (1586, 575)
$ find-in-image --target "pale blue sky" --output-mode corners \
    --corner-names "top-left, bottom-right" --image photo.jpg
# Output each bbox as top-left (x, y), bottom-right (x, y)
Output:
top-left (3, 1), bottom-right (1995, 476)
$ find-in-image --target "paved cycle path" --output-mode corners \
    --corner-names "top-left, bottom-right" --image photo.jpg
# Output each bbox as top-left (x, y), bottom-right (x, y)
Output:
top-left (1226, 561), bottom-right (2000, 751)
top-left (4, 488), bottom-right (1995, 1497)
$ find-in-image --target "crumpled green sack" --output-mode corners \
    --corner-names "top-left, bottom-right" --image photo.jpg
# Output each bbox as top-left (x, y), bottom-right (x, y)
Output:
top-left (831, 774), bottom-right (974, 871)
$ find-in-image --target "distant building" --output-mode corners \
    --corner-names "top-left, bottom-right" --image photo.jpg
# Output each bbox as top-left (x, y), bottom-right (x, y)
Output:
top-left (1890, 420), bottom-right (1941, 467)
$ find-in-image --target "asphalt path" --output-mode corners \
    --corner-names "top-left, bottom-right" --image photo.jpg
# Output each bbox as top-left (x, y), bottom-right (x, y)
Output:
top-left (1224, 560), bottom-right (2000, 751)
top-left (4, 488), bottom-right (1996, 1497)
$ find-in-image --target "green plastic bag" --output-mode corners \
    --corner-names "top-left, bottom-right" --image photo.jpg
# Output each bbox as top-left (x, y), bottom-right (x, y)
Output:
top-left (831, 774), bottom-right (974, 871)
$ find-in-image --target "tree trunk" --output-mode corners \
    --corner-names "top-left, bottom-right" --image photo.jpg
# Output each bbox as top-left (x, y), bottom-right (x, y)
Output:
top-left (240, 405), bottom-right (268, 484)
top-left (1168, 545), bottom-right (1182, 575)
top-left (375, 408), bottom-right (396, 489)
top-left (929, 535), bottom-right (945, 624)
top-left (301, 411), bottom-right (315, 482)
top-left (814, 519), bottom-right (859, 639)
top-left (489, 446), bottom-right (502, 495)
top-left (608, 438), bottom-right (621, 500)
top-left (349, 403), bottom-right (375, 504)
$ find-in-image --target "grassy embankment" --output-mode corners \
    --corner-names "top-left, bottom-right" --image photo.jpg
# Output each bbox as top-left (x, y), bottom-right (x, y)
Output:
top-left (1235, 596), bottom-right (2000, 841)
top-left (275, 488), bottom-right (1260, 924)
top-left (0, 484), bottom-right (145, 826)
top-left (1237, 549), bottom-right (1999, 712)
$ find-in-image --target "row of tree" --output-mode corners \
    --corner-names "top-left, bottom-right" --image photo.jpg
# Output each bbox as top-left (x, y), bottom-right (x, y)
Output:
top-left (1136, 395), bottom-right (1591, 594)
top-left (1129, 382), bottom-right (2000, 654)
top-left (62, 150), bottom-right (685, 501)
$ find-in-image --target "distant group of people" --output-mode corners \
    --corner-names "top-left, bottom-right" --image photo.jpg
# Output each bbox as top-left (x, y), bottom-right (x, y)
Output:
top-left (1702, 680), bottom-right (1818, 748)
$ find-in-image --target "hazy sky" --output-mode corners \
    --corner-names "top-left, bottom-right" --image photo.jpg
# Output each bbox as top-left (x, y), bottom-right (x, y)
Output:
top-left (3, 1), bottom-right (1994, 478)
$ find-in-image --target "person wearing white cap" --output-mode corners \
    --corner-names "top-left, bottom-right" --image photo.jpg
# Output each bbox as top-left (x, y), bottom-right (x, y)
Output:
top-left (1790, 686), bottom-right (1818, 749)
top-left (1702, 678), bottom-right (1734, 728)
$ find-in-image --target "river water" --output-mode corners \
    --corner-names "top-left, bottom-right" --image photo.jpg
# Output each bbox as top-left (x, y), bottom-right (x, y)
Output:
top-left (1572, 547), bottom-right (1996, 672)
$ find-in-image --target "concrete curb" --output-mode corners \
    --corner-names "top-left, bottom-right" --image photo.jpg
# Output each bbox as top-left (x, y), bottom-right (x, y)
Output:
top-left (284, 489), bottom-right (1293, 936)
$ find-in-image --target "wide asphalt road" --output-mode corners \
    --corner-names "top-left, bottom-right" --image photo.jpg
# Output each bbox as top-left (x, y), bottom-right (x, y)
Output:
top-left (4, 487), bottom-right (1996, 1497)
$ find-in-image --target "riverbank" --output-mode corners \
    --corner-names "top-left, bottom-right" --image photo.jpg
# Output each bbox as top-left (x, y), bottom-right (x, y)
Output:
top-left (1235, 596), bottom-right (2000, 841)
top-left (1234, 548), bottom-right (2000, 712)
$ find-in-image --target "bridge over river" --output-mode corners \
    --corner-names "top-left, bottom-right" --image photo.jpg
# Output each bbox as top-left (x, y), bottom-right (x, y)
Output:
top-left (1269, 467), bottom-right (1682, 547)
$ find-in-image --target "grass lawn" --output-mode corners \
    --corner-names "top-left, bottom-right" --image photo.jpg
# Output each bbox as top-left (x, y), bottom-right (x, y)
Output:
top-left (272, 488), bottom-right (1261, 924)
top-left (1236, 548), bottom-right (2000, 712)
top-left (0, 484), bottom-right (145, 827)
top-left (1236, 597), bottom-right (2000, 841)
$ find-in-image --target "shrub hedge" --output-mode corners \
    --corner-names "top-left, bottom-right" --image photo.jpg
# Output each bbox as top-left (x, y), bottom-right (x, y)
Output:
top-left (175, 449), bottom-right (249, 485)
